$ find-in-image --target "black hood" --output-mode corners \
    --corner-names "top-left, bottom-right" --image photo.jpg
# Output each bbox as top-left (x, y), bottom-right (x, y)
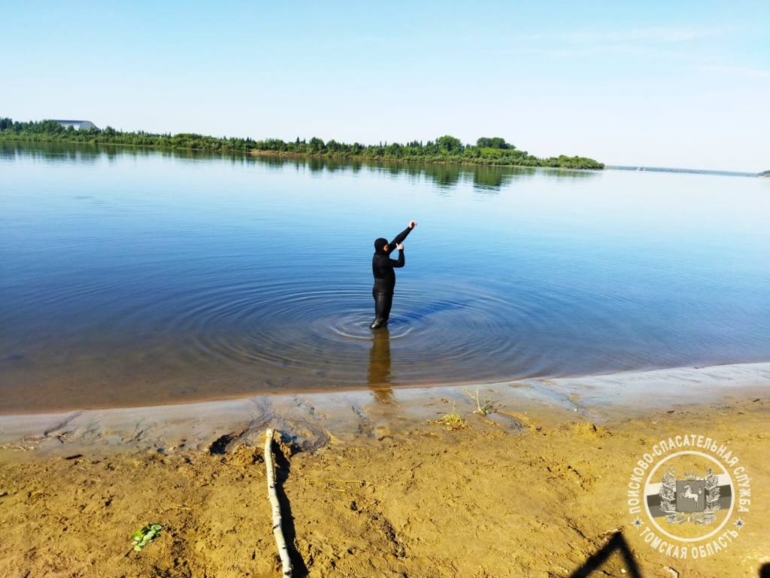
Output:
top-left (374, 237), bottom-right (388, 254)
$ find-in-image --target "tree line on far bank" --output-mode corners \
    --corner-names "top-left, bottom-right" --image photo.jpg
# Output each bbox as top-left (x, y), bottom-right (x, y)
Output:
top-left (0, 118), bottom-right (604, 170)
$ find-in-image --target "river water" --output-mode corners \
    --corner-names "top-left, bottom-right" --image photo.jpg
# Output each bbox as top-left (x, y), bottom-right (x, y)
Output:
top-left (1, 143), bottom-right (769, 412)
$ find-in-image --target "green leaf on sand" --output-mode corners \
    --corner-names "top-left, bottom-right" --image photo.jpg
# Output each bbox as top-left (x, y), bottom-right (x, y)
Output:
top-left (131, 522), bottom-right (163, 552)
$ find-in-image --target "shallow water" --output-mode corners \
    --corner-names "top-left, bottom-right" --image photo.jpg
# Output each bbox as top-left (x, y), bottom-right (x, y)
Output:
top-left (1, 143), bottom-right (769, 412)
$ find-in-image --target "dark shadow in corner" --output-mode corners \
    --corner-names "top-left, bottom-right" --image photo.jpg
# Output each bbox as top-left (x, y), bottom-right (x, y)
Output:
top-left (759, 562), bottom-right (770, 577)
top-left (568, 532), bottom-right (642, 578)
top-left (272, 440), bottom-right (310, 577)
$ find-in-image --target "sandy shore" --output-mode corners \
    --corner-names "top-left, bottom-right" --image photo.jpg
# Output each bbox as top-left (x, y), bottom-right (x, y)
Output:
top-left (1, 363), bottom-right (769, 577)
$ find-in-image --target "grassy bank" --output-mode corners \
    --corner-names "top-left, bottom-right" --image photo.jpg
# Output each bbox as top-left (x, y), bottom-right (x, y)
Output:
top-left (0, 117), bottom-right (604, 170)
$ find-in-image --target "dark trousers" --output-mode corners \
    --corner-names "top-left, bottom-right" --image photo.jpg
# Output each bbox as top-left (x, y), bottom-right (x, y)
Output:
top-left (371, 290), bottom-right (394, 329)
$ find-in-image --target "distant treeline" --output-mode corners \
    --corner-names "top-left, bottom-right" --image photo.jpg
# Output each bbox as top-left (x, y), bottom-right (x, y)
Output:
top-left (0, 118), bottom-right (604, 170)
top-left (761, 170), bottom-right (770, 177)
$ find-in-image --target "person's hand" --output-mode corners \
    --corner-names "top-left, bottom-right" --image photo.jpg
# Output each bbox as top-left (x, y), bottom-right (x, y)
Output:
top-left (408, 220), bottom-right (417, 229)
top-left (396, 243), bottom-right (404, 250)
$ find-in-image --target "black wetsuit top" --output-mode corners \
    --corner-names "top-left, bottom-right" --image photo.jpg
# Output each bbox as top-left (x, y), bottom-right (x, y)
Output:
top-left (372, 226), bottom-right (413, 293)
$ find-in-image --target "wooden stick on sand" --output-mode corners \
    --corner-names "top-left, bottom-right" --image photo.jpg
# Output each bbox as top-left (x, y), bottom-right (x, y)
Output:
top-left (265, 428), bottom-right (293, 578)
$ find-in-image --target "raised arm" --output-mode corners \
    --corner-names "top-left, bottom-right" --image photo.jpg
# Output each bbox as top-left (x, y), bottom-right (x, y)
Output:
top-left (387, 221), bottom-right (417, 255)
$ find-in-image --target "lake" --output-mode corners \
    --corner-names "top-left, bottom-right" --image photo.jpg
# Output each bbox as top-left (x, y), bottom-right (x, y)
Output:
top-left (1, 142), bottom-right (769, 412)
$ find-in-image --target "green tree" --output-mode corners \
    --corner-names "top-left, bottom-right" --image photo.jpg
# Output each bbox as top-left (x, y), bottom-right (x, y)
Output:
top-left (436, 135), bottom-right (463, 153)
top-left (476, 137), bottom-right (512, 149)
top-left (308, 137), bottom-right (325, 152)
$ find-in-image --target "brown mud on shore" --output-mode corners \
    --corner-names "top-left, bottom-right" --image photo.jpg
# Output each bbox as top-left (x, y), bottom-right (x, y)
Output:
top-left (1, 365), bottom-right (769, 577)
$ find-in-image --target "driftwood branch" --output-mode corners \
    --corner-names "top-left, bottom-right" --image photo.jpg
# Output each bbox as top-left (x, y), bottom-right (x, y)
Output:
top-left (265, 428), bottom-right (293, 578)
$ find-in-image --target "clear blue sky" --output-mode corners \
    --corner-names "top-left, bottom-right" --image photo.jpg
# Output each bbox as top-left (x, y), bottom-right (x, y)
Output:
top-left (3, 1), bottom-right (768, 171)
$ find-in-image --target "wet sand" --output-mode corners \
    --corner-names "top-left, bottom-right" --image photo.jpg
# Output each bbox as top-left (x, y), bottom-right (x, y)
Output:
top-left (1, 363), bottom-right (769, 577)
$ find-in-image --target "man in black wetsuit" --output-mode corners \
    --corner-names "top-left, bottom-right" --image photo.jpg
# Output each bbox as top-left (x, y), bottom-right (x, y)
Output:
top-left (370, 220), bottom-right (417, 329)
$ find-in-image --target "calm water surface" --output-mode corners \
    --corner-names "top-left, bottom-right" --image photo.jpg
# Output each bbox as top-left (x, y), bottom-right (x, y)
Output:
top-left (1, 143), bottom-right (769, 412)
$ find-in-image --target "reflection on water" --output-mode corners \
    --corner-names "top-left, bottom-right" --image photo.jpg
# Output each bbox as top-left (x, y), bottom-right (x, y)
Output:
top-left (0, 140), bottom-right (243, 165)
top-left (1, 141), bottom-right (103, 164)
top-left (0, 141), bottom-right (597, 191)
top-left (1, 144), bottom-right (769, 412)
top-left (368, 328), bottom-right (393, 403)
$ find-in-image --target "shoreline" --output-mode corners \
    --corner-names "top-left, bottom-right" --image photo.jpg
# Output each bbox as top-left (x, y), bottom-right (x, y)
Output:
top-left (3, 361), bottom-right (769, 458)
top-left (6, 137), bottom-right (767, 175)
top-left (1, 362), bottom-right (768, 576)
top-left (247, 149), bottom-right (603, 171)
top-left (1, 137), bottom-right (603, 170)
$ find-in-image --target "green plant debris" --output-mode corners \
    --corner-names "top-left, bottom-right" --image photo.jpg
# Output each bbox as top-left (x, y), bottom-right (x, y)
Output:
top-left (131, 522), bottom-right (163, 552)
top-left (432, 403), bottom-right (467, 431)
top-left (464, 386), bottom-right (496, 416)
